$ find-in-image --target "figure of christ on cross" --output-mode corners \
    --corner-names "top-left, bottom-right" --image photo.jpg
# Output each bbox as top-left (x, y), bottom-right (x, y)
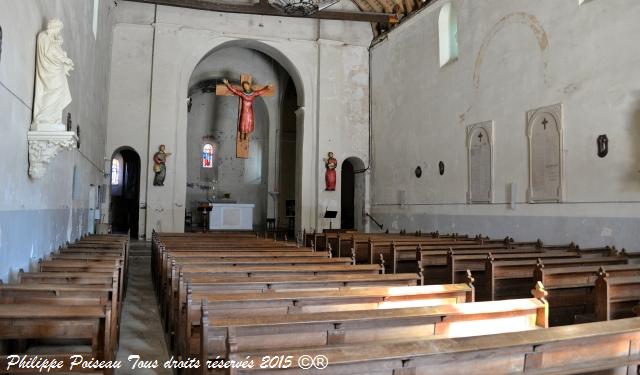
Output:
top-left (216, 74), bottom-right (275, 158)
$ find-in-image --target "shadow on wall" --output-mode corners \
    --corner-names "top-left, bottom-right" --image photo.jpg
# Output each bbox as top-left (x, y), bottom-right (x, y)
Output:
top-left (627, 94), bottom-right (640, 190)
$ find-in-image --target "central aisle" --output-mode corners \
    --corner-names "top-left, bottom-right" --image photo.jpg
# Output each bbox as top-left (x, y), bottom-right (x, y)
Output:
top-left (116, 241), bottom-right (172, 375)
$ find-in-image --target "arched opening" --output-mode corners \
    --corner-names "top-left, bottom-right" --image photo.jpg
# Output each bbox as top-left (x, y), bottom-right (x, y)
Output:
top-left (185, 45), bottom-right (299, 232)
top-left (341, 157), bottom-right (366, 231)
top-left (438, 2), bottom-right (459, 67)
top-left (277, 78), bottom-right (298, 235)
top-left (109, 147), bottom-right (141, 238)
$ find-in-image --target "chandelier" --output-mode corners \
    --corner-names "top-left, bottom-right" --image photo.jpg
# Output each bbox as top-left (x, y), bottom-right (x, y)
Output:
top-left (270, 0), bottom-right (340, 17)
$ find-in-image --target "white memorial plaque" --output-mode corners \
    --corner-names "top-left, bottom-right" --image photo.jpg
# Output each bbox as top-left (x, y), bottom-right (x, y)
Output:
top-left (467, 121), bottom-right (493, 203)
top-left (527, 104), bottom-right (563, 203)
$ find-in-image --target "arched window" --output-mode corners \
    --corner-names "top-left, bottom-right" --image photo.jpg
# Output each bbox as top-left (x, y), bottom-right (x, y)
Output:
top-left (438, 2), bottom-right (459, 67)
top-left (202, 143), bottom-right (215, 168)
top-left (111, 159), bottom-right (120, 185)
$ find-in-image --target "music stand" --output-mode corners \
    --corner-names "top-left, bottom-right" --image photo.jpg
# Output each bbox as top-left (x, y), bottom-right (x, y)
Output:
top-left (324, 210), bottom-right (338, 230)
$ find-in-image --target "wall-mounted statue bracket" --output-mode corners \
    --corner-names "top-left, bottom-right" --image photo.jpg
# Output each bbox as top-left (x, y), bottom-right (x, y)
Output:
top-left (27, 131), bottom-right (78, 178)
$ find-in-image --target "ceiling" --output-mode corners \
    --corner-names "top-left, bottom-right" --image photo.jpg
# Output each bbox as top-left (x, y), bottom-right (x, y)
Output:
top-left (124, 0), bottom-right (438, 36)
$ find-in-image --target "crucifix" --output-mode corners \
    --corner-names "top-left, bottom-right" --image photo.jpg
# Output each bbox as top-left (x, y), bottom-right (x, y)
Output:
top-left (215, 74), bottom-right (275, 158)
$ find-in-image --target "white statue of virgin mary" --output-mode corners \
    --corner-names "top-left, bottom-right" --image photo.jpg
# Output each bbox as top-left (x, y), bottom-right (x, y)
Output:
top-left (31, 19), bottom-right (74, 131)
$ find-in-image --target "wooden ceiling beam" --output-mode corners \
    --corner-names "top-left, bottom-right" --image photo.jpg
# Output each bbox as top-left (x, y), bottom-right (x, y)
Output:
top-left (124, 0), bottom-right (397, 24)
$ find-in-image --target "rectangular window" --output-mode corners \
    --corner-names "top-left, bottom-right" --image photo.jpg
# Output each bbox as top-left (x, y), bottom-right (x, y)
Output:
top-left (92, 0), bottom-right (99, 39)
top-left (111, 159), bottom-right (120, 185)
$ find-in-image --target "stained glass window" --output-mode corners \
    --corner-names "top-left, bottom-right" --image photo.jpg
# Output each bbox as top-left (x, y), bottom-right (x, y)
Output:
top-left (111, 159), bottom-right (120, 185)
top-left (202, 143), bottom-right (215, 168)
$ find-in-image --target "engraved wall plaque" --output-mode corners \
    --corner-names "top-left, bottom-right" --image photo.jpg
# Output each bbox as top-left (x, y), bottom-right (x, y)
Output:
top-left (527, 104), bottom-right (563, 203)
top-left (467, 121), bottom-right (493, 203)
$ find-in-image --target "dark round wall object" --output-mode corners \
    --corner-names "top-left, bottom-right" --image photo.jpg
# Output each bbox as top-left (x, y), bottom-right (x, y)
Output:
top-left (438, 161), bottom-right (445, 175)
top-left (597, 134), bottom-right (608, 158)
top-left (415, 166), bottom-right (422, 178)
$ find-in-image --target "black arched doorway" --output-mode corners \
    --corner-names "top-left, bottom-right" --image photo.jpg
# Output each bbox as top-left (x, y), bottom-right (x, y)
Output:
top-left (110, 148), bottom-right (141, 238)
top-left (341, 157), bottom-right (366, 231)
top-left (341, 160), bottom-right (355, 229)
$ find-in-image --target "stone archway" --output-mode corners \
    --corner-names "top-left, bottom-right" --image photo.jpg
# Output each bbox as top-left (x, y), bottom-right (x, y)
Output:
top-left (143, 33), bottom-right (317, 237)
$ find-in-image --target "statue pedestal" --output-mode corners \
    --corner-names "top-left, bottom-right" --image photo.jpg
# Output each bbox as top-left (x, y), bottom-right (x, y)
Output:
top-left (32, 123), bottom-right (67, 132)
top-left (27, 131), bottom-right (78, 179)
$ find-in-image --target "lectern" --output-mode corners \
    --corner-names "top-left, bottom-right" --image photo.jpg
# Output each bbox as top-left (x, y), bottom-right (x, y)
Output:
top-left (324, 210), bottom-right (338, 230)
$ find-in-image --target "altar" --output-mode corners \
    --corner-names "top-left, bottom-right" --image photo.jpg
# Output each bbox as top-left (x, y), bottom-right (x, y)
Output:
top-left (209, 203), bottom-right (255, 230)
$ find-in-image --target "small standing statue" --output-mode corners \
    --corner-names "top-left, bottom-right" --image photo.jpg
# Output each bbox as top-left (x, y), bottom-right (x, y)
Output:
top-left (153, 144), bottom-right (172, 186)
top-left (32, 19), bottom-right (74, 131)
top-left (222, 78), bottom-right (273, 140)
top-left (324, 152), bottom-right (337, 191)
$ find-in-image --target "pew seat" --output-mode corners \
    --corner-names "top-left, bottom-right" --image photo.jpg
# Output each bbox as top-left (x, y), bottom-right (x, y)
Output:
top-left (228, 317), bottom-right (640, 374)
top-left (201, 296), bottom-right (548, 367)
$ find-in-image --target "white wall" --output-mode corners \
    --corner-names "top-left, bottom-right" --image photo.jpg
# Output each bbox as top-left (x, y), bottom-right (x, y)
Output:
top-left (0, 0), bottom-right (114, 281)
top-left (370, 0), bottom-right (640, 248)
top-left (106, 1), bottom-right (372, 236)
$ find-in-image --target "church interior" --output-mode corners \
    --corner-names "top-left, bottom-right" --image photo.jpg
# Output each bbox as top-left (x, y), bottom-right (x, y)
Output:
top-left (2, 0), bottom-right (640, 373)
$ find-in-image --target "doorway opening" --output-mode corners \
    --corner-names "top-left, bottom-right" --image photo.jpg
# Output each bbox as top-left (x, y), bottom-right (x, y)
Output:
top-left (341, 157), bottom-right (366, 230)
top-left (110, 148), bottom-right (141, 238)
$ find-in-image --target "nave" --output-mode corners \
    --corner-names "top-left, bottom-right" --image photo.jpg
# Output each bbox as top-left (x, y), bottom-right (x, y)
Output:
top-left (2, 229), bottom-right (640, 373)
top-left (2, 1), bottom-right (640, 373)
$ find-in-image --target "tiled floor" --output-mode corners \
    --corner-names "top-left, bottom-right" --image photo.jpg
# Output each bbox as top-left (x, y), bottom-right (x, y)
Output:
top-left (116, 241), bottom-right (172, 375)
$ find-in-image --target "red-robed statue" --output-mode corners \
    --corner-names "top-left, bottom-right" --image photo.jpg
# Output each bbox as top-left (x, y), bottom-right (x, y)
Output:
top-left (324, 152), bottom-right (337, 191)
top-left (222, 78), bottom-right (273, 140)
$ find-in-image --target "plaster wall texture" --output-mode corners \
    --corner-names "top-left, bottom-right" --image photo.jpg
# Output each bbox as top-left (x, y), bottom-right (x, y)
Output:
top-left (105, 23), bottom-right (153, 236)
top-left (106, 2), bottom-right (371, 236)
top-left (370, 0), bottom-right (640, 248)
top-left (0, 0), bottom-right (114, 281)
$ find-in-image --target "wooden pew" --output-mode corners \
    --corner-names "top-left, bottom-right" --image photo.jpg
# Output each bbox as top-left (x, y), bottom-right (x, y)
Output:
top-left (160, 256), bottom-right (354, 304)
top-left (228, 317), bottom-right (640, 374)
top-left (350, 236), bottom-right (485, 265)
top-left (163, 260), bottom-right (390, 350)
top-left (0, 304), bottom-right (114, 374)
top-left (0, 234), bottom-right (127, 369)
top-left (486, 256), bottom-right (628, 301)
top-left (181, 282), bottom-right (475, 359)
top-left (157, 250), bottom-right (333, 299)
top-left (174, 263), bottom-right (385, 282)
top-left (0, 284), bottom-right (119, 360)
top-left (595, 272), bottom-right (640, 321)
top-left (416, 247), bottom-right (547, 284)
top-left (392, 242), bottom-right (550, 282)
top-left (158, 256), bottom-right (358, 332)
top-left (161, 262), bottom-right (386, 325)
top-left (535, 264), bottom-right (640, 325)
top-left (168, 273), bottom-right (422, 353)
top-left (201, 286), bottom-right (548, 370)
top-left (36, 260), bottom-right (124, 307)
top-left (181, 273), bottom-right (421, 294)
top-left (447, 251), bottom-right (581, 300)
top-left (153, 244), bottom-right (314, 290)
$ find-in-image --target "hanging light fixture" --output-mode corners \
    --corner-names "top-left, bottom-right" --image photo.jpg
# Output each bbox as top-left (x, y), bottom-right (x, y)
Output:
top-left (270, 0), bottom-right (340, 16)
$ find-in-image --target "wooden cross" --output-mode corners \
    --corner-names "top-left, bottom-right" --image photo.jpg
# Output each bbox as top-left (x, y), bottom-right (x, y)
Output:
top-left (215, 74), bottom-right (275, 158)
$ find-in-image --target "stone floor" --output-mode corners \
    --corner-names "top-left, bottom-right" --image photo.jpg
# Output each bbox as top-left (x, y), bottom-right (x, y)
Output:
top-left (115, 241), bottom-right (172, 375)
